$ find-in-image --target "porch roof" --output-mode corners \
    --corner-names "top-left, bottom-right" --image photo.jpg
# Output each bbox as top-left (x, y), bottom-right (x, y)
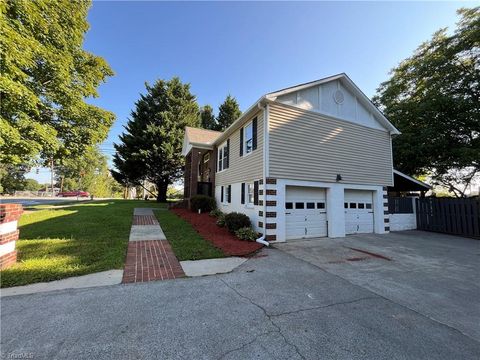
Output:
top-left (389, 170), bottom-right (431, 192)
top-left (182, 127), bottom-right (222, 156)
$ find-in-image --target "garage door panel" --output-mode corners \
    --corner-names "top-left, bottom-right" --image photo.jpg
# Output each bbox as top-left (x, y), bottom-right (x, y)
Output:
top-left (286, 186), bottom-right (327, 240)
top-left (345, 190), bottom-right (374, 235)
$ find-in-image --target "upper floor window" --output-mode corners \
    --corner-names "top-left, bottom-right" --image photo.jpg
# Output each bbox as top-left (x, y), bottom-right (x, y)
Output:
top-left (244, 122), bottom-right (253, 155)
top-left (218, 142), bottom-right (228, 172)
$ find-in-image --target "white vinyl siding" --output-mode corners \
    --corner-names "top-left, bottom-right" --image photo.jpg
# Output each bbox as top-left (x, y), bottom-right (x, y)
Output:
top-left (268, 102), bottom-right (393, 186)
top-left (216, 111), bottom-right (264, 185)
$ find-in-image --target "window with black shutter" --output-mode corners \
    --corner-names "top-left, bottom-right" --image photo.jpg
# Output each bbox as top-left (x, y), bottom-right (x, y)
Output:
top-left (252, 117), bottom-right (257, 150)
top-left (239, 127), bottom-right (244, 157)
top-left (225, 139), bottom-right (230, 169)
top-left (253, 181), bottom-right (259, 205)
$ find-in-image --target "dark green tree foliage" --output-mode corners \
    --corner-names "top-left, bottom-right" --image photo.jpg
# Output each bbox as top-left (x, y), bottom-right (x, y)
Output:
top-left (216, 95), bottom-right (241, 131)
top-left (199, 105), bottom-right (217, 130)
top-left (113, 78), bottom-right (199, 202)
top-left (373, 7), bottom-right (480, 197)
top-left (0, 0), bottom-right (115, 165)
top-left (56, 146), bottom-right (121, 197)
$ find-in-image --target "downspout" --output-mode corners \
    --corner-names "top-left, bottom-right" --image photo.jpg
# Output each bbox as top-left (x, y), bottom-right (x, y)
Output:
top-left (256, 100), bottom-right (270, 247)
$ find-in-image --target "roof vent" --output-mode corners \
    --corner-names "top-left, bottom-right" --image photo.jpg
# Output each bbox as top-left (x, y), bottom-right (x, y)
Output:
top-left (333, 90), bottom-right (345, 104)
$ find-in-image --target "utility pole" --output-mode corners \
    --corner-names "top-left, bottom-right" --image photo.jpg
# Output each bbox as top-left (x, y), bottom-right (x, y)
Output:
top-left (50, 158), bottom-right (54, 197)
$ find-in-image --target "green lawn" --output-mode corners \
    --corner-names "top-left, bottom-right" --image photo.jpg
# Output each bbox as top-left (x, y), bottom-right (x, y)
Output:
top-left (155, 210), bottom-right (225, 261)
top-left (0, 200), bottom-right (167, 288)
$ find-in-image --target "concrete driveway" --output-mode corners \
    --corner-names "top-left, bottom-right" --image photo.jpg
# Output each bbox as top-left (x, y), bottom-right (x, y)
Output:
top-left (2, 245), bottom-right (479, 360)
top-left (275, 230), bottom-right (480, 342)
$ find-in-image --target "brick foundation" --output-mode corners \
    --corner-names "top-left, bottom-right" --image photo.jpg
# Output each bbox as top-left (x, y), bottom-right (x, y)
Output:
top-left (0, 203), bottom-right (23, 270)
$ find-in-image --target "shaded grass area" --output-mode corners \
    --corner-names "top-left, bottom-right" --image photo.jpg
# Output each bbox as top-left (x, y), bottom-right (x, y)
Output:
top-left (156, 210), bottom-right (225, 261)
top-left (1, 200), bottom-right (167, 288)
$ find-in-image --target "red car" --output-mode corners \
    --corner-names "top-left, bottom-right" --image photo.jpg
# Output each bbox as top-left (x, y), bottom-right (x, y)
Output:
top-left (57, 190), bottom-right (90, 198)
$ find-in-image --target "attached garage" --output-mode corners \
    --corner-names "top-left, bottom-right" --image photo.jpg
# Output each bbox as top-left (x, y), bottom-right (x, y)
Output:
top-left (344, 189), bottom-right (374, 234)
top-left (285, 186), bottom-right (327, 240)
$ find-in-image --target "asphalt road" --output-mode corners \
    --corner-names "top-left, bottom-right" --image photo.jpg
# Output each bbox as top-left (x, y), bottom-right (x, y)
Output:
top-left (1, 248), bottom-right (479, 360)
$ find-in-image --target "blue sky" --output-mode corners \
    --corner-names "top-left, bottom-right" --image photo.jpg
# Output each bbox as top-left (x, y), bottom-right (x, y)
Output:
top-left (29, 1), bottom-right (470, 182)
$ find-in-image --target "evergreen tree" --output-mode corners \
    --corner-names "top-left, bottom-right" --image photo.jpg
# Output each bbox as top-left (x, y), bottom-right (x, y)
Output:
top-left (113, 78), bottom-right (199, 202)
top-left (199, 105), bottom-right (217, 130)
top-left (216, 95), bottom-right (241, 131)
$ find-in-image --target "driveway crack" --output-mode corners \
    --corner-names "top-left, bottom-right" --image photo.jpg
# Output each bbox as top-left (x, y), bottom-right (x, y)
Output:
top-left (220, 278), bottom-right (307, 359)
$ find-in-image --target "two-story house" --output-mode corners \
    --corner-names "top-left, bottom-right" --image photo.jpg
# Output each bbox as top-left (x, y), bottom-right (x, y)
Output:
top-left (182, 73), bottom-right (425, 242)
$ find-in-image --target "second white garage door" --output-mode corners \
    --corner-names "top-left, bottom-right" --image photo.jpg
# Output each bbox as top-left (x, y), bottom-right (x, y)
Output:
top-left (344, 190), bottom-right (374, 234)
top-left (285, 186), bottom-right (327, 240)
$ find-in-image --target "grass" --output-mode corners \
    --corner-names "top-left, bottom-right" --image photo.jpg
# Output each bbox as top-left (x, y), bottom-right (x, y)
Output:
top-left (0, 200), bottom-right (167, 288)
top-left (155, 210), bottom-right (225, 261)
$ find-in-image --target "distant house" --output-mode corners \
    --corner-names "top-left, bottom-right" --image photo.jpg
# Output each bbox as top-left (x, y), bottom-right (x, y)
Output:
top-left (182, 73), bottom-right (429, 242)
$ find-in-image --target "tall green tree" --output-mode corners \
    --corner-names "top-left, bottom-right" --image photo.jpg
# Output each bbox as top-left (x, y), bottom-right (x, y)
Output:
top-left (199, 105), bottom-right (217, 130)
top-left (216, 95), bottom-right (241, 131)
top-left (373, 7), bottom-right (480, 197)
top-left (0, 0), bottom-right (115, 166)
top-left (113, 78), bottom-right (199, 202)
top-left (56, 146), bottom-right (121, 198)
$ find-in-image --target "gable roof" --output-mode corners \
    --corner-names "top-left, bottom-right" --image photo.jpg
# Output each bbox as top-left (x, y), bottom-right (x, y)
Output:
top-left (182, 127), bottom-right (222, 156)
top-left (266, 73), bottom-right (400, 135)
top-left (185, 127), bottom-right (222, 145)
top-left (183, 73), bottom-right (400, 154)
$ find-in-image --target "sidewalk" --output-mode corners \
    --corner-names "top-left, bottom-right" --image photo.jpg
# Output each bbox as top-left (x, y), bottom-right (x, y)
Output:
top-left (122, 208), bottom-right (185, 283)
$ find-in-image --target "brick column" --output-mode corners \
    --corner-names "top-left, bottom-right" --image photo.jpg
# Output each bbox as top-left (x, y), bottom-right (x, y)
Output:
top-left (259, 178), bottom-right (278, 242)
top-left (0, 204), bottom-right (23, 269)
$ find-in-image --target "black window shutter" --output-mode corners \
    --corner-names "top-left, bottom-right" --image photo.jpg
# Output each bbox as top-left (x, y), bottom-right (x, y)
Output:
top-left (241, 183), bottom-right (245, 204)
top-left (221, 186), bottom-right (224, 203)
top-left (239, 127), bottom-right (244, 157)
top-left (252, 117), bottom-right (258, 151)
top-left (225, 139), bottom-right (230, 169)
top-left (228, 185), bottom-right (232, 203)
top-left (254, 181), bottom-right (259, 205)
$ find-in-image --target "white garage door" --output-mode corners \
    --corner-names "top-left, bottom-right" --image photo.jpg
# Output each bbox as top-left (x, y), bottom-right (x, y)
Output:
top-left (285, 186), bottom-right (327, 240)
top-left (345, 190), bottom-right (374, 234)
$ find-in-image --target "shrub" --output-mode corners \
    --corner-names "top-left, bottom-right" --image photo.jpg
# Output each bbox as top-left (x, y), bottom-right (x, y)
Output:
top-left (216, 213), bottom-right (226, 227)
top-left (235, 227), bottom-right (259, 241)
top-left (209, 208), bottom-right (223, 218)
top-left (190, 195), bottom-right (216, 213)
top-left (224, 212), bottom-right (251, 233)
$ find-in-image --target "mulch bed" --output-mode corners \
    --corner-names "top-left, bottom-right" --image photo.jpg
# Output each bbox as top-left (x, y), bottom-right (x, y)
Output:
top-left (172, 209), bottom-right (263, 256)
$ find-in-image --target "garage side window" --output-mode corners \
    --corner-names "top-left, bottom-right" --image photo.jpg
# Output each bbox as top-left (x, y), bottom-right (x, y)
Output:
top-left (295, 202), bottom-right (304, 209)
top-left (285, 202), bottom-right (293, 209)
top-left (366, 203), bottom-right (372, 209)
top-left (350, 203), bottom-right (357, 209)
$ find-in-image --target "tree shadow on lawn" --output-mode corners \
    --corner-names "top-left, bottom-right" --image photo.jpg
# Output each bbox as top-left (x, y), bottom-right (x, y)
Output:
top-left (1, 200), bottom-right (167, 288)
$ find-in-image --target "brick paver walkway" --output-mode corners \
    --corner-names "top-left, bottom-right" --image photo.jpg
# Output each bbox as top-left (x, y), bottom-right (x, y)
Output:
top-left (122, 209), bottom-right (185, 283)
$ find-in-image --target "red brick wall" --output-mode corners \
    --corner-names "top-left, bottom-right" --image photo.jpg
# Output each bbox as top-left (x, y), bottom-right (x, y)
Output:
top-left (0, 203), bottom-right (23, 270)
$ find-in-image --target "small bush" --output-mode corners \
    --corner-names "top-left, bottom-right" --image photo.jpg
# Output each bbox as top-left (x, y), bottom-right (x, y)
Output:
top-left (216, 213), bottom-right (226, 227)
top-left (190, 195), bottom-right (216, 213)
top-left (235, 227), bottom-right (259, 241)
top-left (209, 208), bottom-right (223, 218)
top-left (224, 212), bottom-right (251, 233)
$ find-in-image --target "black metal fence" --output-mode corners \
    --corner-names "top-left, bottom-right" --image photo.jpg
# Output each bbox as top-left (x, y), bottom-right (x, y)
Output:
top-left (416, 197), bottom-right (480, 239)
top-left (388, 197), bottom-right (414, 214)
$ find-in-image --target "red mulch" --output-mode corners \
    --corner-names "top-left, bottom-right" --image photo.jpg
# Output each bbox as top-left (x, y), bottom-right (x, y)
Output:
top-left (172, 209), bottom-right (263, 256)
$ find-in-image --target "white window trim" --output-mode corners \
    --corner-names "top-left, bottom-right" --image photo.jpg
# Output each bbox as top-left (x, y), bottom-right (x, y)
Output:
top-left (222, 185), bottom-right (230, 205)
top-left (245, 182), bottom-right (254, 208)
top-left (243, 121), bottom-right (254, 157)
top-left (217, 142), bottom-right (228, 172)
